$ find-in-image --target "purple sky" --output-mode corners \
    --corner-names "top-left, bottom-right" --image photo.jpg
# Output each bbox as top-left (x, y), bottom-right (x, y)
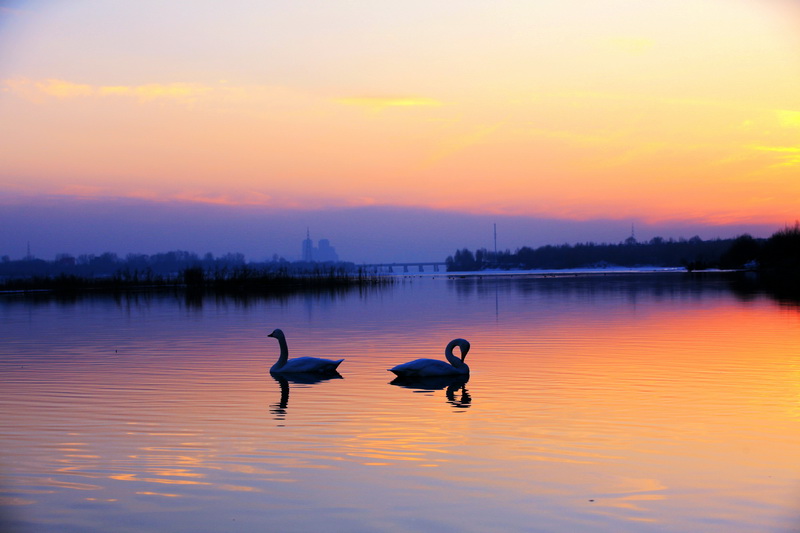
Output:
top-left (1, 197), bottom-right (778, 264)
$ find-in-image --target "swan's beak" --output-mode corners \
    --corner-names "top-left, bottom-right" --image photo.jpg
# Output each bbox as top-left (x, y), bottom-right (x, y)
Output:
top-left (268, 332), bottom-right (275, 338)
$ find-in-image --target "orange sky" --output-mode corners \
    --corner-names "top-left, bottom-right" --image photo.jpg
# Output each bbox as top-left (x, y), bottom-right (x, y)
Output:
top-left (1, 1), bottom-right (799, 228)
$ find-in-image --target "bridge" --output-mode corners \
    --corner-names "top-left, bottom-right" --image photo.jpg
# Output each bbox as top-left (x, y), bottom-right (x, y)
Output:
top-left (359, 262), bottom-right (447, 273)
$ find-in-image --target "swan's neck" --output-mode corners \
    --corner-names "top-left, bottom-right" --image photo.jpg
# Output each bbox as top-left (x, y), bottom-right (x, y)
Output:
top-left (445, 339), bottom-right (468, 368)
top-left (274, 335), bottom-right (289, 368)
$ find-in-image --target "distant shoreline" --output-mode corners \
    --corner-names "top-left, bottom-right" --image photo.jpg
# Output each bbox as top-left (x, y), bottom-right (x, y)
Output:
top-left (0, 266), bottom-right (737, 294)
top-left (0, 268), bottom-right (393, 295)
top-left (394, 266), bottom-right (732, 279)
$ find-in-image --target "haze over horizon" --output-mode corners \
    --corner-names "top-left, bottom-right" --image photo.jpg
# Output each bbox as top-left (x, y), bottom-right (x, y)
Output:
top-left (1, 1), bottom-right (798, 263)
top-left (0, 197), bottom-right (782, 264)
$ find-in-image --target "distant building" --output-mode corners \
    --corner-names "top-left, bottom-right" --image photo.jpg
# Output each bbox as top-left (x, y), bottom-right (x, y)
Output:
top-left (316, 239), bottom-right (339, 262)
top-left (301, 230), bottom-right (339, 262)
top-left (302, 229), bottom-right (314, 262)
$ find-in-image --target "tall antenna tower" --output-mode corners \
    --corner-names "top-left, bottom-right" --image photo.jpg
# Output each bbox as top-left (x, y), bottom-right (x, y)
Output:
top-left (493, 223), bottom-right (497, 258)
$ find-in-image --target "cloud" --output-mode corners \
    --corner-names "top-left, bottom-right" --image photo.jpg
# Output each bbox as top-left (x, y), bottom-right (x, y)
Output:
top-left (776, 109), bottom-right (800, 128)
top-left (749, 145), bottom-right (800, 167)
top-left (56, 184), bottom-right (106, 197)
top-left (172, 191), bottom-right (274, 207)
top-left (335, 96), bottom-right (442, 111)
top-left (3, 77), bottom-right (211, 104)
top-left (96, 83), bottom-right (211, 102)
top-left (1, 77), bottom-right (334, 112)
top-left (418, 123), bottom-right (501, 168)
top-left (31, 79), bottom-right (94, 98)
top-left (606, 37), bottom-right (655, 54)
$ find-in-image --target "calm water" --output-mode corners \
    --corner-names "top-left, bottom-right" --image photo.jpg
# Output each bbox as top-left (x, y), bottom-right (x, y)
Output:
top-left (1, 274), bottom-right (800, 532)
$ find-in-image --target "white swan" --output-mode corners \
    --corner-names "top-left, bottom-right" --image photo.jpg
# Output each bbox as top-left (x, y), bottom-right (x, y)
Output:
top-left (388, 338), bottom-right (470, 378)
top-left (268, 328), bottom-right (344, 374)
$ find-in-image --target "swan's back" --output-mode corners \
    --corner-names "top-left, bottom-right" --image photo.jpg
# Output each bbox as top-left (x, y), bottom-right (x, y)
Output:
top-left (389, 358), bottom-right (467, 377)
top-left (279, 356), bottom-right (344, 374)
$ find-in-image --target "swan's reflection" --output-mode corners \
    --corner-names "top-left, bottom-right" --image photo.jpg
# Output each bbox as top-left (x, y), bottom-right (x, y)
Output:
top-left (389, 375), bottom-right (472, 409)
top-left (269, 371), bottom-right (343, 420)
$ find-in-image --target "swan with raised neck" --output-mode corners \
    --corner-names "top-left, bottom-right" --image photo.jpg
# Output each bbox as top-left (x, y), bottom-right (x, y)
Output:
top-left (389, 338), bottom-right (470, 377)
top-left (268, 328), bottom-right (344, 374)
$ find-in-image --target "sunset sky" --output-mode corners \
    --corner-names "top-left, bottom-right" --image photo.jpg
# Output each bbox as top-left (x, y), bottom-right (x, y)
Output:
top-left (1, 1), bottom-right (798, 262)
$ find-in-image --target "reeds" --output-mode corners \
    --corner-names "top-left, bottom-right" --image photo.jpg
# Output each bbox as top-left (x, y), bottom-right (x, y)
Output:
top-left (0, 265), bottom-right (393, 294)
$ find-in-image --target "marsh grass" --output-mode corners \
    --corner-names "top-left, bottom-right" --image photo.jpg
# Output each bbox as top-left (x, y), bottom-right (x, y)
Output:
top-left (0, 265), bottom-right (392, 295)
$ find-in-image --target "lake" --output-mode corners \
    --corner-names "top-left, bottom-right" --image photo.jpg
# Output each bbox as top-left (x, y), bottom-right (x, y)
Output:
top-left (1, 273), bottom-right (799, 532)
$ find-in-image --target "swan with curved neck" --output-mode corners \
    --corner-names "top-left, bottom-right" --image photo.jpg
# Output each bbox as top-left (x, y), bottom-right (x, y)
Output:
top-left (389, 338), bottom-right (470, 378)
top-left (268, 328), bottom-right (344, 374)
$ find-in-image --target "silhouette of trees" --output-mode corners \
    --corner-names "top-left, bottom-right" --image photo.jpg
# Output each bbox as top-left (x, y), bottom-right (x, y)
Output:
top-left (446, 249), bottom-right (479, 271)
top-left (719, 234), bottom-right (760, 269)
top-left (447, 236), bottom-right (757, 272)
top-left (0, 249), bottom-right (386, 292)
top-left (3, 224), bottom-right (798, 290)
top-left (759, 222), bottom-right (800, 271)
top-left (446, 225), bottom-right (800, 273)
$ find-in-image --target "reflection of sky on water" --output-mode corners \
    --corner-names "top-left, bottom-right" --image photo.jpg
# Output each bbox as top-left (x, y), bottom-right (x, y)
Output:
top-left (1, 275), bottom-right (800, 531)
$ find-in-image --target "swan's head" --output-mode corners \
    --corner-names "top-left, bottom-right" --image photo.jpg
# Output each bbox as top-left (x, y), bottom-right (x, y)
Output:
top-left (268, 328), bottom-right (285, 339)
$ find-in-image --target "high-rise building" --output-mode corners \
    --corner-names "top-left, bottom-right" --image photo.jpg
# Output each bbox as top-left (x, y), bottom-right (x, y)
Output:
top-left (301, 229), bottom-right (314, 261)
top-left (301, 230), bottom-right (339, 262)
top-left (316, 239), bottom-right (339, 262)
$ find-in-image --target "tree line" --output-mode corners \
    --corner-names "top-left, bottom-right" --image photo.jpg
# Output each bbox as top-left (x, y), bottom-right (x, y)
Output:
top-left (0, 250), bottom-right (386, 292)
top-left (445, 224), bottom-right (800, 273)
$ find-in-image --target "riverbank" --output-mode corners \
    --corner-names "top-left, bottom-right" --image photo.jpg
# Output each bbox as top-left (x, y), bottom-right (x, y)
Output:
top-left (0, 267), bottom-right (393, 295)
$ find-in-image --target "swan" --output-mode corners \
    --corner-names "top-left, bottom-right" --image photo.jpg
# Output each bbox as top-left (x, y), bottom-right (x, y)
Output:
top-left (388, 338), bottom-right (470, 378)
top-left (390, 374), bottom-right (469, 391)
top-left (268, 328), bottom-right (344, 374)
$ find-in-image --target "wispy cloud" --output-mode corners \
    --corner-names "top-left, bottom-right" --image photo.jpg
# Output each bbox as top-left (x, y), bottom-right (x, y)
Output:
top-left (606, 37), bottom-right (655, 54)
top-left (335, 96), bottom-right (442, 111)
top-left (57, 185), bottom-right (107, 197)
top-left (749, 145), bottom-right (800, 167)
top-left (97, 83), bottom-right (211, 102)
top-left (172, 191), bottom-right (274, 207)
top-left (418, 123), bottom-right (501, 169)
top-left (3, 77), bottom-right (212, 104)
top-left (776, 109), bottom-right (800, 128)
top-left (6, 78), bottom-right (93, 99)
